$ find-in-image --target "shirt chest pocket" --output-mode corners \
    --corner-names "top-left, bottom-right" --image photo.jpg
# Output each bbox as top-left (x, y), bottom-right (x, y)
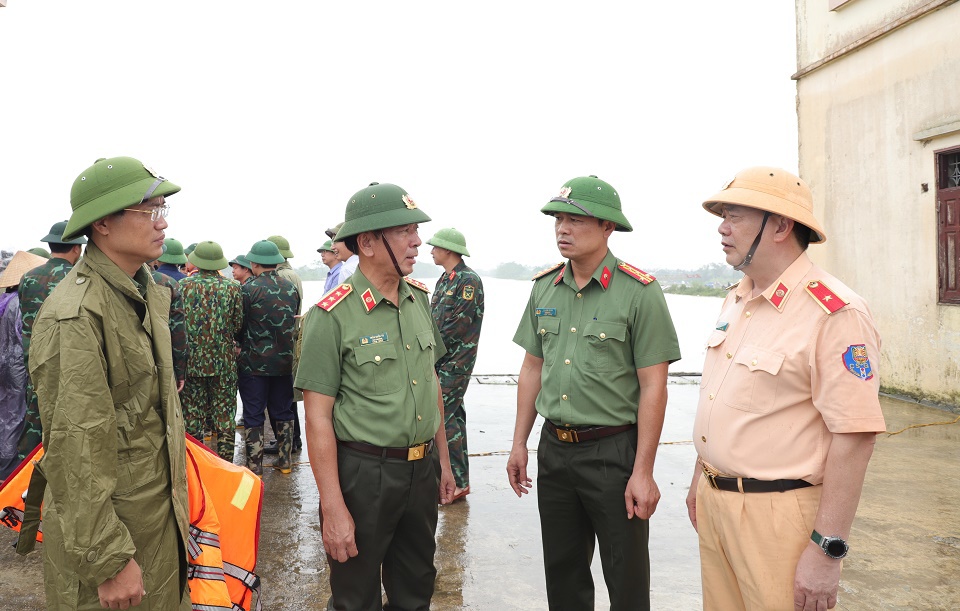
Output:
top-left (536, 316), bottom-right (561, 358)
top-left (583, 321), bottom-right (628, 372)
top-left (355, 342), bottom-right (402, 395)
top-left (725, 345), bottom-right (785, 414)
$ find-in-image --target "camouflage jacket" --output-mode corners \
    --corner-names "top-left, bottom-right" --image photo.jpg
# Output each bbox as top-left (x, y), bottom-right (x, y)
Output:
top-left (180, 270), bottom-right (244, 377)
top-left (152, 270), bottom-right (189, 382)
top-left (276, 261), bottom-right (303, 314)
top-left (18, 257), bottom-right (73, 367)
top-left (430, 261), bottom-right (484, 376)
top-left (238, 269), bottom-right (301, 376)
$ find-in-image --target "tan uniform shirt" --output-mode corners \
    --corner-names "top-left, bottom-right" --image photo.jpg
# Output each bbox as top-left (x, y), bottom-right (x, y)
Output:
top-left (694, 252), bottom-right (886, 484)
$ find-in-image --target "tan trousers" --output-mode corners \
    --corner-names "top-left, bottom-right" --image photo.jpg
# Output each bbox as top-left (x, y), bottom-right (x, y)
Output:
top-left (695, 476), bottom-right (823, 610)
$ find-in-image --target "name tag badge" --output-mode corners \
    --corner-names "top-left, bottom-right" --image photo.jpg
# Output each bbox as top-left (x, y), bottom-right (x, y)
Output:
top-left (535, 308), bottom-right (557, 317)
top-left (360, 332), bottom-right (389, 345)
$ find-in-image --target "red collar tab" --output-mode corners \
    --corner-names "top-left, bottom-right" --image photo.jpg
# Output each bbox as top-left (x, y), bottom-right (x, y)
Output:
top-left (553, 265), bottom-right (566, 286)
top-left (360, 288), bottom-right (376, 313)
top-left (617, 262), bottom-right (655, 285)
top-left (599, 266), bottom-right (611, 289)
top-left (769, 282), bottom-right (790, 310)
top-left (317, 284), bottom-right (353, 312)
top-left (804, 280), bottom-right (848, 314)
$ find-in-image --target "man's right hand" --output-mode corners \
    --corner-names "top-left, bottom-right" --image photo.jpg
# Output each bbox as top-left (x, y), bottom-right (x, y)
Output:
top-left (506, 446), bottom-right (533, 498)
top-left (321, 503), bottom-right (359, 563)
top-left (98, 558), bottom-right (145, 609)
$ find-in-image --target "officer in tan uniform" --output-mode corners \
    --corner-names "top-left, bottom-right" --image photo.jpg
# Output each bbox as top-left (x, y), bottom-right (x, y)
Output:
top-left (686, 167), bottom-right (886, 611)
top-left (296, 182), bottom-right (455, 610)
top-left (507, 175), bottom-right (681, 610)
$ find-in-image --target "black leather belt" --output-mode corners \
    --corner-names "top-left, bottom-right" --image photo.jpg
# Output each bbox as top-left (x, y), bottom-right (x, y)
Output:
top-left (706, 472), bottom-right (813, 494)
top-left (544, 420), bottom-right (636, 443)
top-left (337, 439), bottom-right (434, 461)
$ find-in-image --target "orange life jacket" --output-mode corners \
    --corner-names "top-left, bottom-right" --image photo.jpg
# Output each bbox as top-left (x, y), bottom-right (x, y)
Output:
top-left (0, 437), bottom-right (264, 611)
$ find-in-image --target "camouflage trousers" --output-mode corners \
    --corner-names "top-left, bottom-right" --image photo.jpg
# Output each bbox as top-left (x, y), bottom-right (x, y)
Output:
top-left (17, 380), bottom-right (41, 461)
top-left (182, 374), bottom-right (237, 462)
top-left (441, 374), bottom-right (471, 489)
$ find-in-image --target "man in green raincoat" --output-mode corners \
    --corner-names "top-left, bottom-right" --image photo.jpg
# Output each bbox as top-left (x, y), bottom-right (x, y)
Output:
top-left (27, 156), bottom-right (191, 610)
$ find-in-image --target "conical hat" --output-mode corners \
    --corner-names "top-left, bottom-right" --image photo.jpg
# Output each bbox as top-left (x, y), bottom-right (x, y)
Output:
top-left (0, 251), bottom-right (50, 288)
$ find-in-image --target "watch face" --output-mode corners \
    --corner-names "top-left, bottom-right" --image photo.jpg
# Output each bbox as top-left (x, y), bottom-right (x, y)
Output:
top-left (825, 538), bottom-right (848, 559)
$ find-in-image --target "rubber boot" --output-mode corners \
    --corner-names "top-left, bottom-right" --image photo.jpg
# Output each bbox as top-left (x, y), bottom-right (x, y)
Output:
top-left (245, 426), bottom-right (264, 476)
top-left (274, 420), bottom-right (294, 474)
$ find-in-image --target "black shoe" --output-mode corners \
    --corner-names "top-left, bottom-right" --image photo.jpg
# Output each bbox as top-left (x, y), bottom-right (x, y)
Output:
top-left (263, 440), bottom-right (279, 455)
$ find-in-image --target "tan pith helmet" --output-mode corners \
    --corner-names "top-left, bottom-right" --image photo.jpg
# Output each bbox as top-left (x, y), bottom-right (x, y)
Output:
top-left (702, 167), bottom-right (826, 243)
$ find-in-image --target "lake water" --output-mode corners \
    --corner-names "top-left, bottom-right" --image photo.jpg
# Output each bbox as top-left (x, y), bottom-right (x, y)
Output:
top-left (302, 276), bottom-right (722, 376)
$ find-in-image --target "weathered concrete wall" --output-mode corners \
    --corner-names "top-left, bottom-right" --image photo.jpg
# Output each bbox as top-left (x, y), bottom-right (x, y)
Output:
top-left (796, 2), bottom-right (960, 406)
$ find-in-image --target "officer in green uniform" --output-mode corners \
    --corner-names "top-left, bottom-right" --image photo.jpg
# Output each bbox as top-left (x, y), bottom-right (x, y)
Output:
top-left (180, 241), bottom-right (244, 461)
top-left (427, 227), bottom-right (484, 499)
top-left (266, 235), bottom-right (304, 455)
top-left (506, 176), bottom-right (681, 610)
top-left (17, 220), bottom-right (86, 460)
top-left (296, 182), bottom-right (456, 611)
top-left (26, 156), bottom-right (190, 609)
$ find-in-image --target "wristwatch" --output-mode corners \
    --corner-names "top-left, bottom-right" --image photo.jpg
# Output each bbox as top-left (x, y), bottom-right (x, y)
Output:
top-left (811, 530), bottom-right (849, 559)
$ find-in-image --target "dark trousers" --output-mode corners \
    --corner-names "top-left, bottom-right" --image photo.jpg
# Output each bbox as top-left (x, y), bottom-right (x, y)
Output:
top-left (537, 425), bottom-right (650, 611)
top-left (238, 373), bottom-right (294, 428)
top-left (325, 446), bottom-right (440, 611)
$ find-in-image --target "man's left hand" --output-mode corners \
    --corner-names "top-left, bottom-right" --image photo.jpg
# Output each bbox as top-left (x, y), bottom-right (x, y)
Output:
top-left (794, 544), bottom-right (841, 610)
top-left (438, 464), bottom-right (456, 505)
top-left (624, 472), bottom-right (660, 519)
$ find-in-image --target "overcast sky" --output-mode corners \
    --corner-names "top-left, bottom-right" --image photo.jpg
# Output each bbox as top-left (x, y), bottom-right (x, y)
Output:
top-left (0, 1), bottom-right (798, 272)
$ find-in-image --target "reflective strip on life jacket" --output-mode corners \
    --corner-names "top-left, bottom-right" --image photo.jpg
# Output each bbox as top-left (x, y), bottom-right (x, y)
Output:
top-left (187, 563), bottom-right (227, 582)
top-left (191, 604), bottom-right (234, 611)
top-left (223, 561), bottom-right (259, 589)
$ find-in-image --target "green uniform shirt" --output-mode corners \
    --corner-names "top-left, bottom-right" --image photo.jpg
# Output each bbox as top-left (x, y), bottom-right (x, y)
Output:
top-left (295, 269), bottom-right (446, 447)
top-left (180, 270), bottom-right (244, 377)
top-left (513, 250), bottom-right (681, 427)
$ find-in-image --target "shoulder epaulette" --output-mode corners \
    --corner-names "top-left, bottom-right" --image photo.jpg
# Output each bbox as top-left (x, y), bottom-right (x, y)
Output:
top-left (617, 261), bottom-right (655, 285)
top-left (404, 277), bottom-right (429, 292)
top-left (804, 280), bottom-right (848, 314)
top-left (317, 284), bottom-right (352, 311)
top-left (532, 262), bottom-right (565, 281)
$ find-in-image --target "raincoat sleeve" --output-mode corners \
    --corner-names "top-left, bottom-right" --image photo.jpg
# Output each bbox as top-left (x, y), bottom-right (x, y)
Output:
top-left (33, 314), bottom-right (136, 586)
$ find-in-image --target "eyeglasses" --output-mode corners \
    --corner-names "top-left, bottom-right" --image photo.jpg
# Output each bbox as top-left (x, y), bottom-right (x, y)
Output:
top-left (123, 204), bottom-right (170, 222)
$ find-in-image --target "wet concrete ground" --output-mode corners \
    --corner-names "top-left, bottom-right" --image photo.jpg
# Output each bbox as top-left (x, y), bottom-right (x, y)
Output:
top-left (2, 381), bottom-right (959, 609)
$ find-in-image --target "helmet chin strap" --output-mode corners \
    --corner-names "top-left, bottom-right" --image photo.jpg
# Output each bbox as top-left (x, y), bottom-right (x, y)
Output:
top-left (732, 211), bottom-right (771, 272)
top-left (379, 231), bottom-right (405, 277)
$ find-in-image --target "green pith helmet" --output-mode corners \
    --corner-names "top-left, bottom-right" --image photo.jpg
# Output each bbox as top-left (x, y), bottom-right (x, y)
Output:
top-left (325, 222), bottom-right (344, 240)
top-left (188, 241), bottom-right (228, 271)
top-left (317, 240), bottom-right (335, 254)
top-left (334, 183), bottom-right (432, 242)
top-left (427, 227), bottom-right (470, 256)
top-left (184, 242), bottom-right (198, 256)
top-left (64, 156), bottom-right (180, 241)
top-left (540, 175), bottom-right (632, 232)
top-left (229, 254), bottom-right (252, 269)
top-left (267, 235), bottom-right (294, 258)
top-left (158, 238), bottom-right (188, 264)
top-left (245, 240), bottom-right (285, 265)
top-left (41, 220), bottom-right (87, 245)
top-left (27, 247), bottom-right (51, 259)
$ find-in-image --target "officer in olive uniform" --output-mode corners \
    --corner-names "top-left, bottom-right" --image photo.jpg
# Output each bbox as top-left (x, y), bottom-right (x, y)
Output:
top-left (266, 235), bottom-right (304, 455)
top-left (17, 220), bottom-right (86, 460)
top-left (296, 182), bottom-right (456, 611)
top-left (427, 227), bottom-right (484, 499)
top-left (507, 176), bottom-right (681, 610)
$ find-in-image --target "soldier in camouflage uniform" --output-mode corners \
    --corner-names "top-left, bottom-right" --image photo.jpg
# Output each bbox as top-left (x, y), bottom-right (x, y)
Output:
top-left (152, 268), bottom-right (189, 389)
top-left (237, 240), bottom-right (301, 475)
top-left (16, 220), bottom-right (85, 460)
top-left (428, 227), bottom-right (484, 498)
top-left (267, 235), bottom-right (304, 454)
top-left (180, 241), bottom-right (244, 461)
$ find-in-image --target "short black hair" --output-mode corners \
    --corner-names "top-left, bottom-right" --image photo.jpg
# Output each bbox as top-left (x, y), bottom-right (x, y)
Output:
top-left (49, 242), bottom-right (74, 254)
top-left (793, 223), bottom-right (812, 250)
top-left (258, 263), bottom-right (278, 270)
top-left (343, 236), bottom-right (360, 256)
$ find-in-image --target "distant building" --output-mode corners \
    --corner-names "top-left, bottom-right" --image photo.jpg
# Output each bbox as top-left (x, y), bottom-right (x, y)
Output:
top-left (794, 0), bottom-right (960, 406)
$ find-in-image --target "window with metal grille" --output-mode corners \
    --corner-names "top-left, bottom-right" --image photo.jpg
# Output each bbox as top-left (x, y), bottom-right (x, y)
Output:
top-left (937, 147), bottom-right (960, 304)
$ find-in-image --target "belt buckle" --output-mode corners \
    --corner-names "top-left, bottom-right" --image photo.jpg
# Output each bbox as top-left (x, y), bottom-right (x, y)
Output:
top-left (556, 427), bottom-right (579, 443)
top-left (701, 465), bottom-right (721, 490)
top-left (407, 443), bottom-right (426, 461)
